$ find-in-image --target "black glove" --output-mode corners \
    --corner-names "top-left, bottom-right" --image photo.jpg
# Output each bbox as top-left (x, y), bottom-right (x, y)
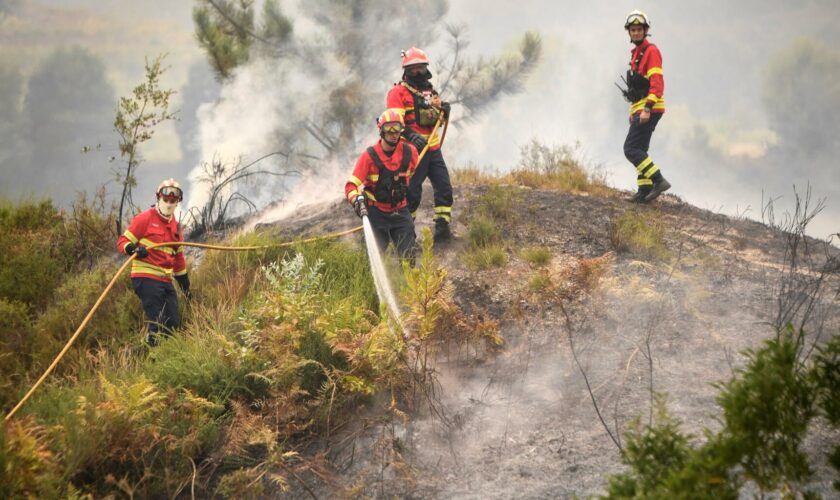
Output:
top-left (353, 195), bottom-right (368, 218)
top-left (405, 130), bottom-right (427, 151)
top-left (125, 243), bottom-right (148, 259)
top-left (175, 274), bottom-right (191, 301)
top-left (440, 101), bottom-right (451, 119)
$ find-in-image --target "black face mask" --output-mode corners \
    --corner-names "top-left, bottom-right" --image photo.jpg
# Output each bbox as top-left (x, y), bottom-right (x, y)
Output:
top-left (405, 69), bottom-right (433, 89)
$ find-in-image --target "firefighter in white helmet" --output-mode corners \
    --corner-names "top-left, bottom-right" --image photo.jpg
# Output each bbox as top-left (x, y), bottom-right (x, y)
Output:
top-left (116, 178), bottom-right (191, 346)
top-left (620, 10), bottom-right (671, 203)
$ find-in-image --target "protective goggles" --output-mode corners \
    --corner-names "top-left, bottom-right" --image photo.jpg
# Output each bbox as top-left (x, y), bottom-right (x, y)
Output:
top-left (626, 16), bottom-right (647, 26)
top-left (158, 186), bottom-right (183, 202)
top-left (381, 123), bottom-right (404, 134)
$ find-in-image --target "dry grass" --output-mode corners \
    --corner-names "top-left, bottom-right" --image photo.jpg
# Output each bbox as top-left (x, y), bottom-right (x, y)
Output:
top-left (463, 245), bottom-right (509, 271)
top-left (522, 246), bottom-right (552, 267)
top-left (610, 211), bottom-right (669, 260)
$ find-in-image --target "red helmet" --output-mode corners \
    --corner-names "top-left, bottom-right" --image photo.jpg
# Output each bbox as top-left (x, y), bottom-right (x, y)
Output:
top-left (377, 109), bottom-right (405, 131)
top-left (401, 47), bottom-right (430, 68)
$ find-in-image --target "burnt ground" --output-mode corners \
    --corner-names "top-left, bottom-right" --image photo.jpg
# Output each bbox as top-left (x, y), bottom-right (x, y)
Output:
top-left (269, 184), bottom-right (840, 498)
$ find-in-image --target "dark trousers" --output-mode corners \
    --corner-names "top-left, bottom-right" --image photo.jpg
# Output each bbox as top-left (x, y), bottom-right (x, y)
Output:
top-left (132, 277), bottom-right (180, 336)
top-left (623, 112), bottom-right (663, 188)
top-left (407, 148), bottom-right (453, 222)
top-left (366, 206), bottom-right (416, 261)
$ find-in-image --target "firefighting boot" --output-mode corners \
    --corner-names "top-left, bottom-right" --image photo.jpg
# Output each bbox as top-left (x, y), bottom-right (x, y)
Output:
top-left (643, 177), bottom-right (671, 203)
top-left (433, 218), bottom-right (453, 243)
top-left (626, 189), bottom-right (651, 203)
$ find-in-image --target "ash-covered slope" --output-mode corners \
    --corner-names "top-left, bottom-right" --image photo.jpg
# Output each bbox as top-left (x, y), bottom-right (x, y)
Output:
top-left (272, 184), bottom-right (840, 498)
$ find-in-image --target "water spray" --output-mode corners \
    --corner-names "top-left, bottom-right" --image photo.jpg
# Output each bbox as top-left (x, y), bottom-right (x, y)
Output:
top-left (356, 199), bottom-right (404, 334)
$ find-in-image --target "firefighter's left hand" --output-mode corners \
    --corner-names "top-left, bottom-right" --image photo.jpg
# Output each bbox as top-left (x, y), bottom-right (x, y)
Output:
top-left (639, 109), bottom-right (651, 124)
top-left (440, 101), bottom-right (451, 119)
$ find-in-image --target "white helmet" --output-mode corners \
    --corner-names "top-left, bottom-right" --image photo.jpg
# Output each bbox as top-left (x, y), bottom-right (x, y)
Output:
top-left (624, 10), bottom-right (650, 29)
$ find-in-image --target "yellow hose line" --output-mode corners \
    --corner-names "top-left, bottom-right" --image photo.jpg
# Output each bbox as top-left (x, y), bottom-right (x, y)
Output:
top-left (4, 225), bottom-right (363, 422)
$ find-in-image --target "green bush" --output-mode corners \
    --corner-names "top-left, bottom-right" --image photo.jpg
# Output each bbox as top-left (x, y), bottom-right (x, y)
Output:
top-left (31, 258), bottom-right (142, 376)
top-left (55, 375), bottom-right (221, 498)
top-left (0, 298), bottom-right (33, 409)
top-left (605, 327), bottom-right (831, 498)
top-left (0, 418), bottom-right (62, 499)
top-left (0, 199), bottom-right (68, 309)
top-left (144, 327), bottom-right (269, 405)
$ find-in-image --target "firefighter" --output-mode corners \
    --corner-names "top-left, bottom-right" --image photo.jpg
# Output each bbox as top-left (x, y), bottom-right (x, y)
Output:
top-left (621, 10), bottom-right (671, 203)
top-left (116, 178), bottom-right (190, 346)
top-left (386, 47), bottom-right (454, 242)
top-left (346, 108), bottom-right (419, 261)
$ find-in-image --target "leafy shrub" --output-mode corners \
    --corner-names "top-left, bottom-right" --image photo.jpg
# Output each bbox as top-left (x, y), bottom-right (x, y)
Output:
top-left (0, 199), bottom-right (68, 309)
top-left (0, 298), bottom-right (33, 408)
top-left (610, 210), bottom-right (669, 260)
top-left (31, 258), bottom-right (142, 376)
top-left (716, 328), bottom-right (815, 490)
top-left (144, 323), bottom-right (269, 405)
top-left (605, 327), bottom-right (833, 498)
top-left (56, 375), bottom-right (221, 497)
top-left (0, 417), bottom-right (61, 499)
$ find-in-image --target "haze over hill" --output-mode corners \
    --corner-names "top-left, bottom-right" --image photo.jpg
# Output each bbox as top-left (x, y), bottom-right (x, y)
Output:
top-left (0, 0), bottom-right (838, 239)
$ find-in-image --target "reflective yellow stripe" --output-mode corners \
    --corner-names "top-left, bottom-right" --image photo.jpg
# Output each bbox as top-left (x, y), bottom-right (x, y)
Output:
top-left (366, 191), bottom-right (378, 202)
top-left (643, 164), bottom-right (659, 178)
top-left (123, 230), bottom-right (138, 244)
top-left (629, 95), bottom-right (665, 114)
top-left (139, 238), bottom-right (176, 255)
top-left (131, 261), bottom-right (174, 277)
top-left (638, 178), bottom-right (653, 186)
top-left (636, 158), bottom-right (653, 174)
top-left (347, 189), bottom-right (359, 201)
top-left (645, 67), bottom-right (663, 78)
top-left (434, 206), bottom-right (452, 214)
top-left (367, 174), bottom-right (379, 182)
top-left (174, 269), bottom-right (188, 277)
top-left (349, 175), bottom-right (363, 187)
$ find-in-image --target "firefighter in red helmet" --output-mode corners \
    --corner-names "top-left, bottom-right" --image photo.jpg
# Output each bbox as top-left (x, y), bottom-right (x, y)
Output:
top-left (387, 47), bottom-right (454, 243)
top-left (346, 109), bottom-right (419, 260)
top-left (116, 178), bottom-right (191, 346)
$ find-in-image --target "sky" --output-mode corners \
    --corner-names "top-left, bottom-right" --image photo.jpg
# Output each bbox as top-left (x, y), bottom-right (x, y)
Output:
top-left (1, 0), bottom-right (839, 238)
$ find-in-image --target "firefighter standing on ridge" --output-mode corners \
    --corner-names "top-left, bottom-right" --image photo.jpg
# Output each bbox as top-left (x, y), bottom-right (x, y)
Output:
top-left (387, 47), bottom-right (454, 242)
top-left (620, 10), bottom-right (671, 203)
top-left (116, 178), bottom-right (191, 346)
top-left (346, 108), bottom-right (419, 261)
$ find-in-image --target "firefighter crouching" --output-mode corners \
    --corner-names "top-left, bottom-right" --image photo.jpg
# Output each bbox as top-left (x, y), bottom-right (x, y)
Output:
top-left (386, 47), bottom-right (454, 242)
top-left (620, 10), bottom-right (671, 203)
top-left (346, 109), bottom-right (419, 261)
top-left (116, 178), bottom-right (191, 346)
